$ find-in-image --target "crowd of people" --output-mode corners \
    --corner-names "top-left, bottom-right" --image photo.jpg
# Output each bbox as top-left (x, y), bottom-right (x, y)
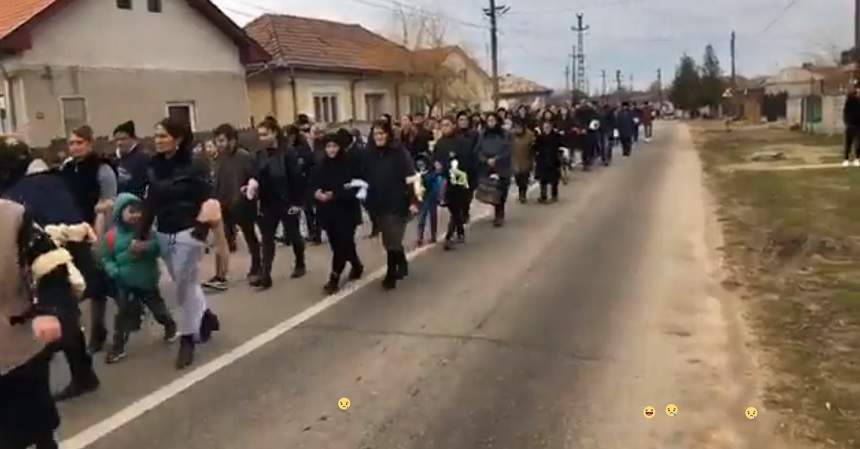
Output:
top-left (0, 98), bottom-right (656, 449)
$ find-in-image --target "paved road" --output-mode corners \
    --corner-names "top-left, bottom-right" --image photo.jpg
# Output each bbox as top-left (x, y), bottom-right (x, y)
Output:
top-left (56, 123), bottom-right (786, 449)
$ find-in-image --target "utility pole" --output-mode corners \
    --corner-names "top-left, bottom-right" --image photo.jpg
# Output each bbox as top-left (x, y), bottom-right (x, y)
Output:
top-left (601, 69), bottom-right (607, 97)
top-left (565, 65), bottom-right (571, 93)
top-left (615, 69), bottom-right (623, 103)
top-left (855, 0), bottom-right (860, 67)
top-left (730, 31), bottom-right (737, 88)
top-left (572, 12), bottom-right (590, 95)
top-left (484, 0), bottom-right (510, 109)
top-left (570, 45), bottom-right (577, 99)
top-left (629, 74), bottom-right (634, 92)
top-left (657, 68), bottom-right (663, 106)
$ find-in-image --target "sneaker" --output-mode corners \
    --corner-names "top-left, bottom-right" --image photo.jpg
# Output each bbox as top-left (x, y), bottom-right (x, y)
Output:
top-left (163, 321), bottom-right (178, 343)
top-left (323, 275), bottom-right (340, 295)
top-left (203, 277), bottom-right (228, 292)
top-left (87, 328), bottom-right (107, 354)
top-left (256, 276), bottom-right (273, 291)
top-left (443, 240), bottom-right (455, 251)
top-left (105, 346), bottom-right (127, 365)
top-left (291, 265), bottom-right (307, 279)
top-left (348, 263), bottom-right (364, 281)
top-left (843, 160), bottom-right (851, 167)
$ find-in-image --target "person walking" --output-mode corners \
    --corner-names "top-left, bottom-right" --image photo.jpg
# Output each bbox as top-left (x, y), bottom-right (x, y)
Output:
top-left (140, 117), bottom-right (221, 370)
top-left (631, 102), bottom-right (643, 143)
top-left (303, 125), bottom-right (324, 245)
top-left (113, 121), bottom-right (150, 198)
top-left (476, 112), bottom-right (513, 227)
top-left (414, 155), bottom-right (444, 246)
top-left (642, 101), bottom-right (655, 142)
top-left (101, 193), bottom-right (177, 364)
top-left (455, 111), bottom-right (480, 222)
top-left (310, 132), bottom-right (365, 294)
top-left (432, 116), bottom-right (473, 249)
top-left (361, 120), bottom-right (418, 290)
top-left (60, 126), bottom-right (116, 355)
top-left (511, 119), bottom-right (536, 203)
top-left (534, 120), bottom-right (564, 203)
top-left (617, 102), bottom-right (637, 157)
top-left (253, 118), bottom-right (307, 290)
top-left (205, 124), bottom-right (260, 290)
top-left (843, 81), bottom-right (860, 167)
top-left (0, 194), bottom-right (83, 449)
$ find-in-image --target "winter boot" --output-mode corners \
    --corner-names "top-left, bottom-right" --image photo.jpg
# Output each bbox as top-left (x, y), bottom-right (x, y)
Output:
top-left (382, 251), bottom-right (398, 290)
top-left (176, 335), bottom-right (195, 370)
top-left (324, 273), bottom-right (341, 295)
top-left (396, 251), bottom-right (409, 279)
top-left (105, 333), bottom-right (129, 364)
top-left (348, 261), bottom-right (364, 281)
top-left (199, 309), bottom-right (220, 343)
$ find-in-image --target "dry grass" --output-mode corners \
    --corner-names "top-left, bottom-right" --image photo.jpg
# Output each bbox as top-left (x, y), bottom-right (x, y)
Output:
top-left (693, 121), bottom-right (860, 448)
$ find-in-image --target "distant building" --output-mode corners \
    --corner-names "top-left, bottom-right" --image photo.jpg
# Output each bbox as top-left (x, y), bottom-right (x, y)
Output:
top-left (0, 0), bottom-right (268, 146)
top-left (765, 64), bottom-right (852, 133)
top-left (498, 74), bottom-right (553, 110)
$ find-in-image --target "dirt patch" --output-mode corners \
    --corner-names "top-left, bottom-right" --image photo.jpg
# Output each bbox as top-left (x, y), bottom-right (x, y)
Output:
top-left (692, 121), bottom-right (860, 448)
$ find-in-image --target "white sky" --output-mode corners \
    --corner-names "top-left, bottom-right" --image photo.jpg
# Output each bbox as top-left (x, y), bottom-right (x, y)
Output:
top-left (214, 0), bottom-right (855, 92)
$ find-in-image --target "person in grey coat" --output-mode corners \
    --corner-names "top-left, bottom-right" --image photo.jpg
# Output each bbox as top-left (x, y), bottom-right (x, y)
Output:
top-left (476, 112), bottom-right (513, 227)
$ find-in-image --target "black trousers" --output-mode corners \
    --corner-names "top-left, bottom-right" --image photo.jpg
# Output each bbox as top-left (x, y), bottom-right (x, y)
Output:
top-left (494, 178), bottom-right (510, 219)
top-left (304, 203), bottom-right (321, 242)
top-left (540, 181), bottom-right (559, 200)
top-left (323, 221), bottom-right (360, 275)
top-left (446, 189), bottom-right (469, 240)
top-left (61, 242), bottom-right (100, 386)
top-left (0, 352), bottom-right (59, 449)
top-left (633, 124), bottom-right (640, 142)
top-left (260, 207), bottom-right (305, 279)
top-left (222, 202), bottom-right (261, 274)
top-left (621, 137), bottom-right (633, 156)
top-left (515, 172), bottom-right (530, 199)
top-left (112, 287), bottom-right (174, 342)
top-left (845, 126), bottom-right (860, 160)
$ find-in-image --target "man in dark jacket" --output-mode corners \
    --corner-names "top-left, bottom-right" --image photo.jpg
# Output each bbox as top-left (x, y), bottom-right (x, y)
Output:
top-left (844, 82), bottom-right (860, 166)
top-left (305, 125), bottom-right (325, 244)
top-left (575, 103), bottom-right (601, 171)
top-left (455, 111), bottom-right (480, 222)
top-left (617, 102), bottom-right (637, 157)
top-left (208, 124), bottom-right (260, 288)
top-left (433, 116), bottom-right (474, 247)
top-left (412, 113), bottom-right (434, 159)
top-left (476, 113), bottom-right (513, 227)
top-left (113, 121), bottom-right (150, 198)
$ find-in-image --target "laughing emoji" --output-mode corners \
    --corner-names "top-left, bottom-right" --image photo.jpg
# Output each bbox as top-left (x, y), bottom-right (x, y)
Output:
top-left (643, 406), bottom-right (656, 419)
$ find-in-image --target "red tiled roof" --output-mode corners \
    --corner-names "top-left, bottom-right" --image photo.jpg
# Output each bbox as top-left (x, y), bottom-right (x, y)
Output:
top-left (499, 74), bottom-right (552, 96)
top-left (0, 0), bottom-right (268, 63)
top-left (244, 14), bottom-right (413, 74)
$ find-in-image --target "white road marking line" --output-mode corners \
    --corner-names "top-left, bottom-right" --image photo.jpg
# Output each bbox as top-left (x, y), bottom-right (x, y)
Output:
top-left (61, 183), bottom-right (546, 448)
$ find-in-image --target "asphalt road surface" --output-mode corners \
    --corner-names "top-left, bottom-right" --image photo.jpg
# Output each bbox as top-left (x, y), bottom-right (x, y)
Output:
top-left (54, 123), bottom-right (790, 449)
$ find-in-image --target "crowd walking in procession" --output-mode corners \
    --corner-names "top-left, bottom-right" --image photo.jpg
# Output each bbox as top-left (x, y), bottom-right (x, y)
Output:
top-left (0, 97), bottom-right (657, 449)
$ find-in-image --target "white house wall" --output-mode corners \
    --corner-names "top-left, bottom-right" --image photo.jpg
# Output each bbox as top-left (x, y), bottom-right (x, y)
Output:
top-left (3, 0), bottom-right (244, 74)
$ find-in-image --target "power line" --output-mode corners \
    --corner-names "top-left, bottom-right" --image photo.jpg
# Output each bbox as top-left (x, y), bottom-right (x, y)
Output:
top-left (352, 0), bottom-right (489, 30)
top-left (761, 0), bottom-right (800, 34)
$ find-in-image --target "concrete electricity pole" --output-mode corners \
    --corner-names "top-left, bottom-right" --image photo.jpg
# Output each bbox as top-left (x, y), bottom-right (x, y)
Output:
top-left (657, 68), bottom-right (663, 106)
top-left (485, 0), bottom-right (510, 109)
top-left (572, 13), bottom-right (589, 96)
top-left (570, 45), bottom-right (577, 99)
top-left (730, 31), bottom-right (737, 88)
top-left (601, 69), bottom-right (607, 97)
top-left (565, 65), bottom-right (571, 93)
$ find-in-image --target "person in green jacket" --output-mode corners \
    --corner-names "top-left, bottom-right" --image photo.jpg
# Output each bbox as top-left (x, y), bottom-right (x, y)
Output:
top-left (101, 193), bottom-right (177, 364)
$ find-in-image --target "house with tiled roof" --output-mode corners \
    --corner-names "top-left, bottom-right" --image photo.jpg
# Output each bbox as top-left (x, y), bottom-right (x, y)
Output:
top-left (498, 74), bottom-right (553, 110)
top-left (0, 0), bottom-right (268, 145)
top-left (244, 14), bottom-right (492, 125)
top-left (411, 46), bottom-right (493, 114)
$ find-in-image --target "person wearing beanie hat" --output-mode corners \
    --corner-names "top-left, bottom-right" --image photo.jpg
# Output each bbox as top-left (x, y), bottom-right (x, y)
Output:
top-left (113, 120), bottom-right (151, 198)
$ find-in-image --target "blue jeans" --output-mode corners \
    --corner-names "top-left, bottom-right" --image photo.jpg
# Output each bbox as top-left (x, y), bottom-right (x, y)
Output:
top-left (157, 230), bottom-right (208, 337)
top-left (417, 201), bottom-right (438, 241)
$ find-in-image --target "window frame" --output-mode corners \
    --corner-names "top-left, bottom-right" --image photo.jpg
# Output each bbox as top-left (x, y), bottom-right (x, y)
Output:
top-left (58, 96), bottom-right (88, 138)
top-left (312, 93), bottom-right (340, 124)
top-left (165, 101), bottom-right (198, 132)
top-left (117, 0), bottom-right (132, 10)
top-left (147, 0), bottom-right (162, 13)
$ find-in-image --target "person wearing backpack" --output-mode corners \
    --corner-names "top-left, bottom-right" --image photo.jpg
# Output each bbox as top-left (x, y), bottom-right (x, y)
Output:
top-left (101, 193), bottom-right (177, 364)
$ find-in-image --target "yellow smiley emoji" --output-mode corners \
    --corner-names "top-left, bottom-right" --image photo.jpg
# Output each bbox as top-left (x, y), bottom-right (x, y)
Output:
top-left (665, 403), bottom-right (679, 417)
top-left (337, 397), bottom-right (351, 411)
top-left (643, 406), bottom-right (656, 419)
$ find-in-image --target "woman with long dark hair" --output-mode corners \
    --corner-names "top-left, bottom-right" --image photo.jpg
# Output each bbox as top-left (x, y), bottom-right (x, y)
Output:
top-left (476, 112), bottom-right (513, 227)
top-left (310, 131), bottom-right (365, 294)
top-left (361, 120), bottom-right (418, 290)
top-left (139, 117), bottom-right (220, 369)
top-left (253, 117), bottom-right (307, 290)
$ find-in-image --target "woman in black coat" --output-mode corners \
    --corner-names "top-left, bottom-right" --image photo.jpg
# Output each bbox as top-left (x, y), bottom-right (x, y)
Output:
top-left (534, 120), bottom-right (563, 203)
top-left (310, 132), bottom-right (365, 294)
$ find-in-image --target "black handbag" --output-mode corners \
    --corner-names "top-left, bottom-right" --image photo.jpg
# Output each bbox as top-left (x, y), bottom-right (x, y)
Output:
top-left (475, 176), bottom-right (501, 205)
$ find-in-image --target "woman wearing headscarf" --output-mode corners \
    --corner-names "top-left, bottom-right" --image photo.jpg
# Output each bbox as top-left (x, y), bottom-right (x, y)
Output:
top-left (360, 120), bottom-right (418, 290)
top-left (310, 131), bottom-right (365, 294)
top-left (139, 117), bottom-right (220, 369)
top-left (476, 112), bottom-right (513, 227)
top-left (534, 120), bottom-right (564, 203)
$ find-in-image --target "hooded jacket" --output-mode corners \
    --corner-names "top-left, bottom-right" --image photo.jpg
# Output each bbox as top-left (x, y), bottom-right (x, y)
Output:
top-left (101, 193), bottom-right (160, 292)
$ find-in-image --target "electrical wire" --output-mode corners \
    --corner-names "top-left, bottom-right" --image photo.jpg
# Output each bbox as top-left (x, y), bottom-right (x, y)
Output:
top-left (350, 0), bottom-right (490, 30)
top-left (761, 0), bottom-right (800, 34)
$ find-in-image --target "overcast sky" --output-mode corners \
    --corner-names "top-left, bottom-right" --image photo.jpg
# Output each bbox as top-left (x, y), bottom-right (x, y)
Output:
top-left (214, 0), bottom-right (854, 92)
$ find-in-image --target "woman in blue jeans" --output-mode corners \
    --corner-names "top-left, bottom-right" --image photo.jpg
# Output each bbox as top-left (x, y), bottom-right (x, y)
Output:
top-left (139, 117), bottom-right (220, 370)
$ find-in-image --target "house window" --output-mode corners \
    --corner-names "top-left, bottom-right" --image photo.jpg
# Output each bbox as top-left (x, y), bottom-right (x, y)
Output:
top-left (166, 102), bottom-right (197, 131)
top-left (147, 0), bottom-right (161, 12)
top-left (409, 96), bottom-right (426, 115)
top-left (313, 94), bottom-right (339, 123)
top-left (365, 94), bottom-right (385, 121)
top-left (60, 97), bottom-right (87, 137)
top-left (117, 0), bottom-right (132, 10)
